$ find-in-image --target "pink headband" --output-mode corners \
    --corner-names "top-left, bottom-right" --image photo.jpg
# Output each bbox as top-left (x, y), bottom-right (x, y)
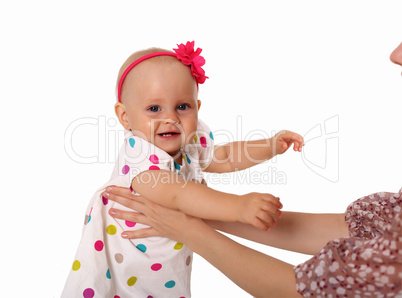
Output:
top-left (117, 41), bottom-right (208, 102)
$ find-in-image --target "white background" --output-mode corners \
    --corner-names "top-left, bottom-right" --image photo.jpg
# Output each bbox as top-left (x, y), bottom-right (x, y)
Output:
top-left (1, 1), bottom-right (401, 297)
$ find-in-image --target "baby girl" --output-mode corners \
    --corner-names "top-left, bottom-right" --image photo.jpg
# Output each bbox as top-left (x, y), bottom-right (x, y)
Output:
top-left (62, 41), bottom-right (304, 297)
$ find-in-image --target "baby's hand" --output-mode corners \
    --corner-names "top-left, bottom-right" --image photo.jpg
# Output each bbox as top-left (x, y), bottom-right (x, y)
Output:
top-left (237, 192), bottom-right (283, 231)
top-left (273, 130), bottom-right (304, 154)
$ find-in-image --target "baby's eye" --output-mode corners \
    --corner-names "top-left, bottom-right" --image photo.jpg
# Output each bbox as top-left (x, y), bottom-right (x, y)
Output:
top-left (148, 106), bottom-right (160, 112)
top-left (177, 104), bottom-right (188, 111)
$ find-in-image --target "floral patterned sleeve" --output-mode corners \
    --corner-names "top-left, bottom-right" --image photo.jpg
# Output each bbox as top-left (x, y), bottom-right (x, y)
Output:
top-left (294, 188), bottom-right (402, 297)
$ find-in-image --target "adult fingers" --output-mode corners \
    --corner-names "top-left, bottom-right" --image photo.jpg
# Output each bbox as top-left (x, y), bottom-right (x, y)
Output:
top-left (122, 228), bottom-right (160, 239)
top-left (109, 208), bottom-right (150, 226)
top-left (102, 186), bottom-right (151, 214)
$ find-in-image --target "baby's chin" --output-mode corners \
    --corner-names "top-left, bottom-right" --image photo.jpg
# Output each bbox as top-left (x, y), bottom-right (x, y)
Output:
top-left (166, 149), bottom-right (181, 158)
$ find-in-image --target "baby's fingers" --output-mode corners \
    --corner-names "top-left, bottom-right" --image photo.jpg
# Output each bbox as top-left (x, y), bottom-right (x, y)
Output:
top-left (293, 141), bottom-right (302, 152)
top-left (260, 198), bottom-right (283, 219)
top-left (251, 217), bottom-right (271, 231)
top-left (257, 210), bottom-right (278, 227)
top-left (281, 132), bottom-right (304, 150)
top-left (261, 194), bottom-right (283, 208)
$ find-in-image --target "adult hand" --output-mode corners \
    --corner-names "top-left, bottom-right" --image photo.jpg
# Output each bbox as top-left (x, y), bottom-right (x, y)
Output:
top-left (102, 186), bottom-right (299, 298)
top-left (102, 186), bottom-right (201, 242)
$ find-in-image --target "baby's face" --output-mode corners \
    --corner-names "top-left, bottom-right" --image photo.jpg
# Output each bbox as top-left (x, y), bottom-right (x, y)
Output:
top-left (122, 59), bottom-right (200, 157)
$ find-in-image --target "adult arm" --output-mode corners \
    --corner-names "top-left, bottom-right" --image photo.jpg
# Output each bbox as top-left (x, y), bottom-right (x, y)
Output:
top-left (176, 214), bottom-right (301, 297)
top-left (105, 186), bottom-right (348, 256)
top-left (206, 211), bottom-right (349, 255)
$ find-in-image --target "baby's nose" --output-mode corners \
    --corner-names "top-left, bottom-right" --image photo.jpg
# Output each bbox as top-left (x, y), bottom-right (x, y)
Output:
top-left (162, 109), bottom-right (179, 123)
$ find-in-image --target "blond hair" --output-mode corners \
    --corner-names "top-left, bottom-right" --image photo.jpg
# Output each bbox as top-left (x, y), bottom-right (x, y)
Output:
top-left (115, 47), bottom-right (175, 102)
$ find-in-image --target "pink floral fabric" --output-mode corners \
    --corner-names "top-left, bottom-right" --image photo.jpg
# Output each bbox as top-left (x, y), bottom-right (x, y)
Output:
top-left (295, 188), bottom-right (402, 297)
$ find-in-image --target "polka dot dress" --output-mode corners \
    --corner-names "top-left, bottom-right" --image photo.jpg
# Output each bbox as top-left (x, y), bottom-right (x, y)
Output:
top-left (62, 120), bottom-right (214, 297)
top-left (295, 188), bottom-right (402, 297)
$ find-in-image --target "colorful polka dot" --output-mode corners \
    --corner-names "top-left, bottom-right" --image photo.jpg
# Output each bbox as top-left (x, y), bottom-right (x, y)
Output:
top-left (102, 196), bottom-right (108, 205)
top-left (200, 136), bottom-right (207, 148)
top-left (72, 260), bottom-right (81, 271)
top-left (114, 296), bottom-right (120, 298)
top-left (186, 255), bottom-right (191, 266)
top-left (83, 288), bottom-right (95, 298)
top-left (122, 165), bottom-right (130, 175)
top-left (151, 263), bottom-right (162, 271)
top-left (127, 276), bottom-right (137, 286)
top-left (174, 242), bottom-right (183, 250)
top-left (174, 161), bottom-right (181, 170)
top-left (129, 138), bottom-right (135, 148)
top-left (149, 165), bottom-right (160, 170)
top-left (84, 215), bottom-right (90, 225)
top-left (194, 135), bottom-right (198, 143)
top-left (185, 154), bottom-right (191, 164)
top-left (94, 240), bottom-right (104, 251)
top-left (106, 268), bottom-right (111, 279)
top-left (85, 208), bottom-right (93, 224)
top-left (106, 225), bottom-right (117, 235)
top-left (209, 131), bottom-right (214, 140)
top-left (125, 220), bottom-right (136, 227)
top-left (149, 154), bottom-right (159, 164)
top-left (165, 280), bottom-right (176, 288)
top-left (136, 244), bottom-right (147, 252)
top-left (115, 253), bottom-right (124, 263)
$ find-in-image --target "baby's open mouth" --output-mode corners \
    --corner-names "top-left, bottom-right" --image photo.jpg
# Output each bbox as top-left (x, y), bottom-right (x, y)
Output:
top-left (158, 132), bottom-right (180, 137)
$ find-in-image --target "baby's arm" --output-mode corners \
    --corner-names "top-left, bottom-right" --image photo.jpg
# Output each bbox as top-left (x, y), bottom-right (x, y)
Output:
top-left (205, 130), bottom-right (304, 173)
top-left (132, 170), bottom-right (282, 231)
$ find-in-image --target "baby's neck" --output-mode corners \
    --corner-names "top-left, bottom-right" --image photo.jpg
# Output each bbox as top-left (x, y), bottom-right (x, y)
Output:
top-left (173, 153), bottom-right (183, 166)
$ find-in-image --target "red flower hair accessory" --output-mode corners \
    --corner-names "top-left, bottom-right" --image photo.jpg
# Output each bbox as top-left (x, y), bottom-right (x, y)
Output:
top-left (174, 41), bottom-right (208, 84)
top-left (118, 41), bottom-right (208, 102)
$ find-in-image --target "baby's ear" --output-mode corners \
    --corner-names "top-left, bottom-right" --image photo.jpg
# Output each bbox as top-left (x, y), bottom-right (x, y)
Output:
top-left (114, 102), bottom-right (131, 130)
